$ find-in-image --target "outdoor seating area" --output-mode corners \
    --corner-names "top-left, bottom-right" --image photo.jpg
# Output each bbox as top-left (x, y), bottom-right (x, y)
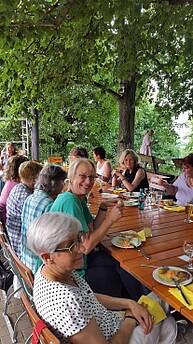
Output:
top-left (0, 150), bottom-right (192, 343)
top-left (0, 2), bottom-right (193, 343)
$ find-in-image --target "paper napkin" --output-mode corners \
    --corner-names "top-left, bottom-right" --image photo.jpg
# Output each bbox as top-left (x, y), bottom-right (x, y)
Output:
top-left (138, 295), bottom-right (166, 324)
top-left (169, 283), bottom-right (193, 309)
top-left (163, 206), bottom-right (185, 212)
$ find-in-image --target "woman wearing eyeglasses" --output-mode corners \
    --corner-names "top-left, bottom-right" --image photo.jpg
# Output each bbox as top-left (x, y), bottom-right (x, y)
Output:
top-left (28, 213), bottom-right (176, 344)
top-left (50, 159), bottom-right (149, 300)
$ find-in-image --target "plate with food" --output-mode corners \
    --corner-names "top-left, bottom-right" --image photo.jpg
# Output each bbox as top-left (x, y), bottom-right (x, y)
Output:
top-left (153, 266), bottom-right (192, 287)
top-left (123, 192), bottom-right (140, 198)
top-left (123, 200), bottom-right (139, 207)
top-left (113, 188), bottom-right (127, 194)
top-left (101, 193), bottom-right (119, 199)
top-left (111, 230), bottom-right (141, 248)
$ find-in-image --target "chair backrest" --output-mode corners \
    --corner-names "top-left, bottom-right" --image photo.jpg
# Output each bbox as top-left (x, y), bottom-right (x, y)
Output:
top-left (3, 242), bottom-right (34, 297)
top-left (21, 292), bottom-right (60, 344)
top-left (47, 156), bottom-right (63, 164)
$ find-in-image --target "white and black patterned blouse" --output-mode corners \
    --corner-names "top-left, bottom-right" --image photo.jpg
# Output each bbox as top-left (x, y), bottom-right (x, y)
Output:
top-left (33, 268), bottom-right (123, 343)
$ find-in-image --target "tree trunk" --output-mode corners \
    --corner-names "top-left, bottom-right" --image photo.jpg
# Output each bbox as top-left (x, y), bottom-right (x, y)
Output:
top-left (119, 76), bottom-right (137, 151)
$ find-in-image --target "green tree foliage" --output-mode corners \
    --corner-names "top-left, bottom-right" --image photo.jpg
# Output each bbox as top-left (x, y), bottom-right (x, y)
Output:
top-left (0, 0), bottom-right (192, 158)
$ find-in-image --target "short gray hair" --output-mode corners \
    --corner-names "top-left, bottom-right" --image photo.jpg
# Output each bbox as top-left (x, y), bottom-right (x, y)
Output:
top-left (36, 165), bottom-right (66, 195)
top-left (119, 149), bottom-right (139, 168)
top-left (68, 158), bottom-right (96, 181)
top-left (27, 212), bottom-right (81, 255)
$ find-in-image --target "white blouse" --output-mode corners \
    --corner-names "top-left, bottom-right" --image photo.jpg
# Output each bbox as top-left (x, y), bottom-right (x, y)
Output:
top-left (33, 268), bottom-right (123, 343)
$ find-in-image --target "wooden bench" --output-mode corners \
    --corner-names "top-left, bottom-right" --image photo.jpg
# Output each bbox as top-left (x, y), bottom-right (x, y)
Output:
top-left (138, 153), bottom-right (165, 174)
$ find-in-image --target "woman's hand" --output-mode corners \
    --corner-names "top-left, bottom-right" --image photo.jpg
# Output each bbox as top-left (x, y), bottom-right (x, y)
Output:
top-left (128, 301), bottom-right (153, 334)
top-left (113, 169), bottom-right (123, 178)
top-left (107, 202), bottom-right (123, 225)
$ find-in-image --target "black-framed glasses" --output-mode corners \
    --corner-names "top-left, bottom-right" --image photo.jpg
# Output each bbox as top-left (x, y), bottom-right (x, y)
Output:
top-left (78, 174), bottom-right (96, 182)
top-left (54, 231), bottom-right (86, 254)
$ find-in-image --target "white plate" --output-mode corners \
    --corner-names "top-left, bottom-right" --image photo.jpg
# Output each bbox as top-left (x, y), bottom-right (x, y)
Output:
top-left (111, 231), bottom-right (141, 248)
top-left (152, 266), bottom-right (192, 287)
top-left (123, 200), bottom-right (139, 207)
top-left (101, 193), bottom-right (119, 199)
top-left (123, 192), bottom-right (140, 198)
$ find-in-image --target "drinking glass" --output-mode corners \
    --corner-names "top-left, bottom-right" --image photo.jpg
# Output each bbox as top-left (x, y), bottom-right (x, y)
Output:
top-left (184, 204), bottom-right (193, 223)
top-left (156, 191), bottom-right (163, 206)
top-left (183, 240), bottom-right (193, 270)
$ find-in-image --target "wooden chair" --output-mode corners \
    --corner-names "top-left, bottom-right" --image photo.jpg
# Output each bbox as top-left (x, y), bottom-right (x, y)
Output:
top-left (21, 292), bottom-right (60, 344)
top-left (0, 226), bottom-right (34, 343)
top-left (47, 156), bottom-right (63, 165)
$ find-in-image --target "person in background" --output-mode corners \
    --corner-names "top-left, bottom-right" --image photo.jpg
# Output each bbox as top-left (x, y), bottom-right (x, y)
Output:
top-left (50, 158), bottom-right (147, 300)
top-left (6, 160), bottom-right (43, 257)
top-left (0, 155), bottom-right (28, 226)
top-left (140, 129), bottom-right (154, 156)
top-left (1, 142), bottom-right (18, 168)
top-left (69, 147), bottom-right (88, 162)
top-left (158, 153), bottom-right (193, 205)
top-left (93, 146), bottom-right (112, 182)
top-left (20, 165), bottom-right (67, 274)
top-left (27, 212), bottom-right (177, 344)
top-left (112, 149), bottom-right (149, 192)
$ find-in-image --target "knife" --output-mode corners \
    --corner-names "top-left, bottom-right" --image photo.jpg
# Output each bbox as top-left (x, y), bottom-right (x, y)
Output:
top-left (172, 278), bottom-right (191, 306)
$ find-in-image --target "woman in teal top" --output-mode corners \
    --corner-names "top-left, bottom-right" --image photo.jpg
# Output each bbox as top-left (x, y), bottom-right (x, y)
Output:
top-left (50, 158), bottom-right (122, 279)
top-left (50, 158), bottom-right (148, 300)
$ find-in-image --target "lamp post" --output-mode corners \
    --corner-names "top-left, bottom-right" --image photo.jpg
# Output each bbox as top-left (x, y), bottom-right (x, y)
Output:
top-left (31, 107), bottom-right (40, 161)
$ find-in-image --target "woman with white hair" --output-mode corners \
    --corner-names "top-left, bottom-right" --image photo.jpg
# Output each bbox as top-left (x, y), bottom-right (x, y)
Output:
top-left (112, 149), bottom-right (149, 192)
top-left (27, 212), bottom-right (176, 344)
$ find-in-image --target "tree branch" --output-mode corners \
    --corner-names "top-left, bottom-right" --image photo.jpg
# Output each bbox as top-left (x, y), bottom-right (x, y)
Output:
top-left (93, 81), bottom-right (122, 101)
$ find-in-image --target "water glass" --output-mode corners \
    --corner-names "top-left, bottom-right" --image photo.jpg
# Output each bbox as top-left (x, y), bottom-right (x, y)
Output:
top-left (156, 191), bottom-right (163, 206)
top-left (183, 240), bottom-right (193, 270)
top-left (184, 204), bottom-right (193, 223)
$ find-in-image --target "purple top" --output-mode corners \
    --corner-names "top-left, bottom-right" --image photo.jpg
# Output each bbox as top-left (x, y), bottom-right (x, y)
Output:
top-left (0, 180), bottom-right (18, 225)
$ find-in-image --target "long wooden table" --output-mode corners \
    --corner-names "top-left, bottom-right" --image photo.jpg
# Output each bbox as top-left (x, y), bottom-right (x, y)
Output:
top-left (89, 185), bottom-right (193, 322)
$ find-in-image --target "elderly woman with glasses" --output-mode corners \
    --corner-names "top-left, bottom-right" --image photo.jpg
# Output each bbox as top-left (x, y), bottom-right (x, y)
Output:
top-left (112, 149), bottom-right (149, 192)
top-left (27, 212), bottom-right (176, 344)
top-left (50, 159), bottom-right (149, 300)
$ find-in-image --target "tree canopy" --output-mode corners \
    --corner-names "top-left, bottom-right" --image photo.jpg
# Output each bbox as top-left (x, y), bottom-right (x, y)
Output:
top-left (0, 0), bottom-right (192, 159)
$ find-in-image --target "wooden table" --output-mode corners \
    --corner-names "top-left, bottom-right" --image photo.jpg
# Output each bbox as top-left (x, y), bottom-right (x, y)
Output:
top-left (89, 185), bottom-right (193, 322)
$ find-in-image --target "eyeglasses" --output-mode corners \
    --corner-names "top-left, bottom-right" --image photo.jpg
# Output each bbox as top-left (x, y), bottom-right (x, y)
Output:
top-left (54, 231), bottom-right (86, 254)
top-left (78, 174), bottom-right (96, 182)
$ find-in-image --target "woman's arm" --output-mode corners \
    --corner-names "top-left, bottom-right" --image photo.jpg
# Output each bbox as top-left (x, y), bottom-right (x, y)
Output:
top-left (95, 294), bottom-right (153, 334)
top-left (101, 162), bottom-right (112, 183)
top-left (121, 169), bottom-right (145, 192)
top-left (158, 179), bottom-right (177, 195)
top-left (70, 317), bottom-right (136, 344)
top-left (82, 204), bottom-right (123, 253)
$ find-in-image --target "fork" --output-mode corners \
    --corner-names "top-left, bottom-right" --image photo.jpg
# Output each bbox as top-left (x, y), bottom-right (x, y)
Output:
top-left (172, 278), bottom-right (191, 305)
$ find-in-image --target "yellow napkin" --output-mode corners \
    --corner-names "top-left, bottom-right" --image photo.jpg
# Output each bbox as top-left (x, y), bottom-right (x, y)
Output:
top-left (163, 206), bottom-right (185, 212)
top-left (113, 189), bottom-right (127, 194)
top-left (137, 230), bottom-right (146, 242)
top-left (138, 295), bottom-right (166, 324)
top-left (169, 283), bottom-right (193, 309)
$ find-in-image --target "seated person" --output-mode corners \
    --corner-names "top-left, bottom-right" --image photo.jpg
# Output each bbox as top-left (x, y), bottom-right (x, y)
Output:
top-left (28, 212), bottom-right (176, 344)
top-left (112, 149), bottom-right (149, 192)
top-left (158, 153), bottom-right (193, 205)
top-left (50, 158), bottom-right (150, 300)
top-left (20, 165), bottom-right (67, 274)
top-left (93, 146), bottom-right (112, 182)
top-left (6, 160), bottom-right (43, 257)
top-left (0, 155), bottom-right (28, 226)
top-left (69, 147), bottom-right (88, 162)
